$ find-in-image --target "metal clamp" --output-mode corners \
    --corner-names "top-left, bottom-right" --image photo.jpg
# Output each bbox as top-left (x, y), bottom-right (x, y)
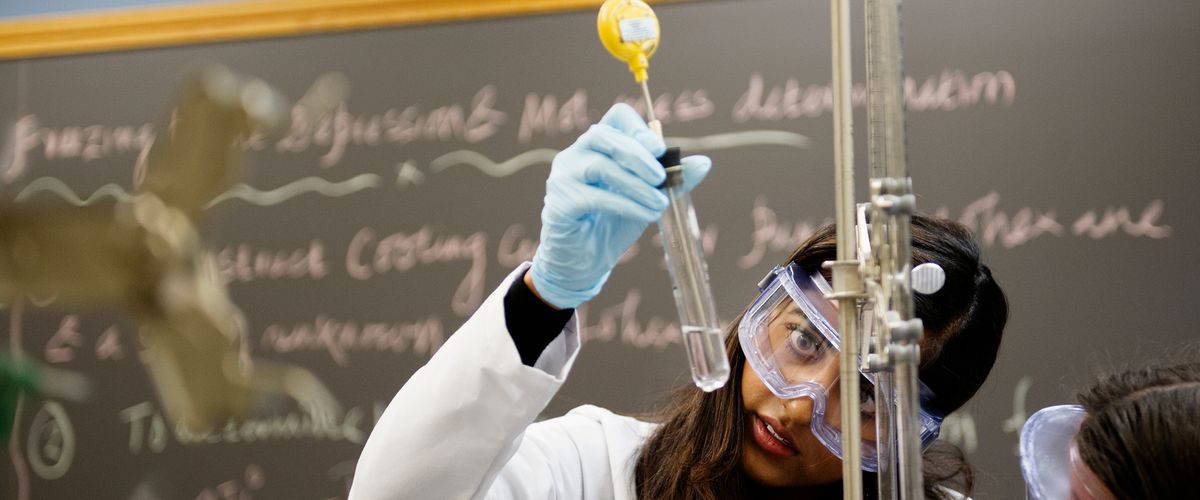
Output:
top-left (887, 316), bottom-right (924, 343)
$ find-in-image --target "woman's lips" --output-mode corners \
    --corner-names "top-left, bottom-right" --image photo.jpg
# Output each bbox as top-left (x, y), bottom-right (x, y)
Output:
top-left (752, 414), bottom-right (799, 457)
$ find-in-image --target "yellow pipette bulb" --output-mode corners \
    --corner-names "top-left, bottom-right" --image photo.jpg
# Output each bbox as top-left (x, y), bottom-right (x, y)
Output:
top-left (597, 0), bottom-right (660, 82)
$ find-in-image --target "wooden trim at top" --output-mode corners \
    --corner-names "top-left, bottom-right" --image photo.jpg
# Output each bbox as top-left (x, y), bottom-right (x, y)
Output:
top-left (0, 0), bottom-right (679, 61)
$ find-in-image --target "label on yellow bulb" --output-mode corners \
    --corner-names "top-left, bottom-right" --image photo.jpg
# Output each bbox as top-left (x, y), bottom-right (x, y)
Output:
top-left (618, 17), bottom-right (658, 43)
top-left (597, 0), bottom-right (659, 82)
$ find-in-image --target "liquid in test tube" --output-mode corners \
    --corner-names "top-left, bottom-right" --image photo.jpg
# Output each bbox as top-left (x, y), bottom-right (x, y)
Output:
top-left (656, 147), bottom-right (730, 392)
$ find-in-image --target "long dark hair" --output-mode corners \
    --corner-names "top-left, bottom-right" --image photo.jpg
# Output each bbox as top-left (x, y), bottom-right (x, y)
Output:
top-left (1074, 361), bottom-right (1200, 497)
top-left (635, 215), bottom-right (1009, 499)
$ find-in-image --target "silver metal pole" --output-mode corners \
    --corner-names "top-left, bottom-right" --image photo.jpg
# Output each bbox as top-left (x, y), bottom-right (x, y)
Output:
top-left (864, 0), bottom-right (924, 496)
top-left (830, 0), bottom-right (863, 498)
top-left (864, 0), bottom-right (898, 496)
top-left (863, 0), bottom-right (897, 492)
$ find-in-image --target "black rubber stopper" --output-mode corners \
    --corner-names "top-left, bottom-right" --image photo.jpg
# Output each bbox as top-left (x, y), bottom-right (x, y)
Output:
top-left (658, 147), bottom-right (682, 168)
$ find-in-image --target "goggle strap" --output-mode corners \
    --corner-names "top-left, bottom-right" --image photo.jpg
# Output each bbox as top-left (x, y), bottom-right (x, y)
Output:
top-left (757, 266), bottom-right (782, 292)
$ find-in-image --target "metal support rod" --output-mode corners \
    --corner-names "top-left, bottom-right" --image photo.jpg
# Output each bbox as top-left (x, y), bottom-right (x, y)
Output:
top-left (864, 0), bottom-right (924, 496)
top-left (874, 370), bottom-right (899, 499)
top-left (830, 0), bottom-right (862, 498)
top-left (893, 341), bottom-right (923, 497)
top-left (865, 3), bottom-right (898, 494)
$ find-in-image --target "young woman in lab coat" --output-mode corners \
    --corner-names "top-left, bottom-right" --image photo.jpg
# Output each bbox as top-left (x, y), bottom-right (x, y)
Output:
top-left (349, 104), bottom-right (1009, 500)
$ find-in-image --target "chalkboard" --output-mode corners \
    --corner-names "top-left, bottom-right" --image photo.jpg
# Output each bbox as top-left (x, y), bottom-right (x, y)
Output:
top-left (2, 0), bottom-right (1198, 498)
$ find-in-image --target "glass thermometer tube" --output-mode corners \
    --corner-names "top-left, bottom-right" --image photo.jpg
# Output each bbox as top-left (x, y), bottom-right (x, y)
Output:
top-left (656, 147), bottom-right (729, 392)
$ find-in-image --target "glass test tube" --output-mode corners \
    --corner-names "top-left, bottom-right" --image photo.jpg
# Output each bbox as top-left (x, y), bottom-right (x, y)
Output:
top-left (656, 147), bottom-right (730, 392)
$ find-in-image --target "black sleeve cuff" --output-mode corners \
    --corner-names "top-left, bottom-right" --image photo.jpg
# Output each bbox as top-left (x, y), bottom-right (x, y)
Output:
top-left (504, 270), bottom-right (575, 366)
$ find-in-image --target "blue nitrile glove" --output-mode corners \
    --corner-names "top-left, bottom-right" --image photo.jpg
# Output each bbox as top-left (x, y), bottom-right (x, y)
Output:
top-left (530, 103), bottom-right (712, 309)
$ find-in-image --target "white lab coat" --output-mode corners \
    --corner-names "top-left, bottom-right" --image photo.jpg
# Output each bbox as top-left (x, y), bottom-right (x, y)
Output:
top-left (349, 264), bottom-right (654, 500)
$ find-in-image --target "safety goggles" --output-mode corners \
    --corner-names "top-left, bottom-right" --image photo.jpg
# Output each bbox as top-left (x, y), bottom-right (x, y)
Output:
top-left (1020, 405), bottom-right (1115, 500)
top-left (737, 263), bottom-right (944, 471)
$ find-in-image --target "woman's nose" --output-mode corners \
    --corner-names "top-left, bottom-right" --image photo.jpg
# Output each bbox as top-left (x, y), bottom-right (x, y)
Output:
top-left (781, 395), bottom-right (816, 425)
top-left (782, 365), bottom-right (842, 418)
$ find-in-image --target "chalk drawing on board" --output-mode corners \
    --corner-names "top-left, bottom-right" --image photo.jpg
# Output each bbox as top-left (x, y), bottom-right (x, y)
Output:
top-left (430, 130), bottom-right (813, 178)
top-left (11, 129), bottom-right (813, 208)
top-left (206, 173), bottom-right (381, 207)
top-left (15, 177), bottom-right (133, 204)
top-left (12, 174), bottom-right (382, 209)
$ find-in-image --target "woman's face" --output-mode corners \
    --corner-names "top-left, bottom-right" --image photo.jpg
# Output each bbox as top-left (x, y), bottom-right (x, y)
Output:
top-left (739, 352), bottom-right (847, 487)
top-left (738, 283), bottom-right (882, 488)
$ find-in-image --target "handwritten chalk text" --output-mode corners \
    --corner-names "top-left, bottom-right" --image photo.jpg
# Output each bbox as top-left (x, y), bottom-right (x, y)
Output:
top-left (345, 226), bottom-right (487, 315)
top-left (733, 69), bottom-right (1016, 123)
top-left (217, 240), bottom-right (329, 284)
top-left (1, 114), bottom-right (155, 185)
top-left (120, 401), bottom-right (377, 453)
top-left (275, 86), bottom-right (507, 167)
top-left (259, 314), bottom-right (444, 366)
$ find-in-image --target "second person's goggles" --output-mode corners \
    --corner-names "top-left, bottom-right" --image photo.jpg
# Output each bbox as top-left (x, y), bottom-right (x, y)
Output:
top-left (1019, 405), bottom-right (1115, 500)
top-left (738, 263), bottom-right (944, 471)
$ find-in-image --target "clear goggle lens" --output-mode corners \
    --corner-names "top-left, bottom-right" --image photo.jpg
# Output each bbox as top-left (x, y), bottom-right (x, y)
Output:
top-left (1020, 405), bottom-right (1114, 500)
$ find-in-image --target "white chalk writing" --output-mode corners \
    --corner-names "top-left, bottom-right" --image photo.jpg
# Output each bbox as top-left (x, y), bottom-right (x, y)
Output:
top-left (275, 86), bottom-right (506, 167)
top-left (733, 69), bottom-right (1015, 123)
top-left (120, 401), bottom-right (378, 453)
top-left (613, 89), bottom-right (716, 125)
top-left (496, 223), bottom-right (538, 269)
top-left (737, 196), bottom-right (829, 269)
top-left (940, 412), bottom-right (978, 454)
top-left (944, 192), bottom-right (1170, 248)
top-left (345, 226), bottom-right (487, 316)
top-left (578, 288), bottom-right (682, 349)
top-left (1, 114), bottom-right (154, 185)
top-left (43, 315), bottom-right (129, 364)
top-left (119, 403), bottom-right (169, 454)
top-left (1073, 201), bottom-right (1171, 239)
top-left (1001, 376), bottom-right (1035, 456)
top-left (942, 375), bottom-right (1034, 456)
top-left (26, 401), bottom-right (75, 480)
top-left (955, 192), bottom-right (1065, 248)
top-left (518, 90), bottom-right (590, 143)
top-left (217, 240), bottom-right (329, 284)
top-left (259, 315), bottom-right (444, 366)
top-left (45, 316), bottom-right (83, 363)
top-left (905, 69), bottom-right (1017, 111)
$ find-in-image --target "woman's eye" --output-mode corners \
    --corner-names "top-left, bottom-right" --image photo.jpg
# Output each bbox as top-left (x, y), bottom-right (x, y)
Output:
top-left (785, 324), bottom-right (824, 358)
